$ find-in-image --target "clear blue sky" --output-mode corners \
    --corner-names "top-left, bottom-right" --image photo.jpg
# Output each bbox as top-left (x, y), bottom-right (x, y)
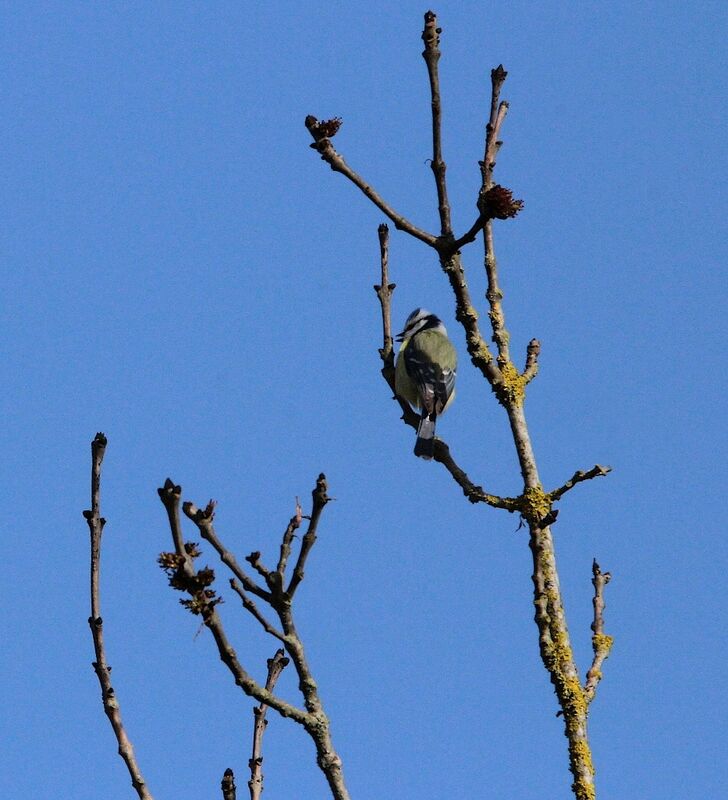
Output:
top-left (3, 2), bottom-right (726, 798)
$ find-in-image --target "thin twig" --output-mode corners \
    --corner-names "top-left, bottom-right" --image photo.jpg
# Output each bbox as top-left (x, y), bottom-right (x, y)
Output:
top-left (451, 214), bottom-right (486, 252)
top-left (523, 338), bottom-right (541, 383)
top-left (482, 66), bottom-right (509, 191)
top-left (373, 223), bottom-right (396, 366)
top-left (246, 551), bottom-right (274, 587)
top-left (221, 769), bottom-right (237, 800)
top-left (584, 560), bottom-right (613, 703)
top-left (276, 500), bottom-right (303, 576)
top-left (83, 433), bottom-right (153, 800)
top-left (549, 465), bottom-right (612, 502)
top-left (305, 116), bottom-right (438, 249)
top-left (230, 579), bottom-right (285, 641)
top-left (422, 11), bottom-right (453, 237)
top-left (478, 67), bottom-right (513, 367)
top-left (287, 474), bottom-right (330, 598)
top-left (182, 500), bottom-right (273, 603)
top-left (248, 649), bottom-right (290, 800)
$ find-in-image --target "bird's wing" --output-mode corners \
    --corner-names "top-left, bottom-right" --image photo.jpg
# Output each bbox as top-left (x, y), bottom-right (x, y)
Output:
top-left (404, 336), bottom-right (456, 416)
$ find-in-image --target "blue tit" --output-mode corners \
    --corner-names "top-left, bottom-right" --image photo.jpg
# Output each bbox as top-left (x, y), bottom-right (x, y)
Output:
top-left (395, 308), bottom-right (457, 459)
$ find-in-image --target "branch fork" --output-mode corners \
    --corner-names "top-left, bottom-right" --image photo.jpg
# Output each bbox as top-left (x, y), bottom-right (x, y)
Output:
top-left (158, 475), bottom-right (350, 800)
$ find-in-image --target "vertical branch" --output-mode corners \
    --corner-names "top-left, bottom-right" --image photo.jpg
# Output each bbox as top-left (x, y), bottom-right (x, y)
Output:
top-left (585, 560), bottom-right (613, 703)
top-left (479, 67), bottom-right (513, 367)
top-left (374, 223), bottom-right (396, 366)
top-left (482, 66), bottom-right (509, 191)
top-left (422, 11), bottom-right (453, 237)
top-left (529, 523), bottom-right (595, 800)
top-left (276, 500), bottom-right (303, 576)
top-left (83, 433), bottom-right (154, 800)
top-left (248, 649), bottom-right (290, 800)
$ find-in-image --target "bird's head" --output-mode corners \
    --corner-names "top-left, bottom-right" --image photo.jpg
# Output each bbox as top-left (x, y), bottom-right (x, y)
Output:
top-left (395, 308), bottom-right (446, 342)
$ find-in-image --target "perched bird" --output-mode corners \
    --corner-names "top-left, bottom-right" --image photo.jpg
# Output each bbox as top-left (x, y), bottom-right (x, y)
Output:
top-left (395, 308), bottom-right (457, 459)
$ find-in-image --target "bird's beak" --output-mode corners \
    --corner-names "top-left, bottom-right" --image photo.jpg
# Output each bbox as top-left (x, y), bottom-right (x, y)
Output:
top-left (395, 330), bottom-right (406, 342)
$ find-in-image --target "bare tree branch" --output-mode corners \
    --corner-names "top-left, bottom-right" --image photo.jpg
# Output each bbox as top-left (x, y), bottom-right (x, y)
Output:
top-left (160, 478), bottom-right (351, 800)
top-left (230, 579), bottom-right (286, 641)
top-left (373, 223), bottom-right (396, 366)
top-left (276, 500), bottom-right (303, 576)
top-left (287, 474), bottom-right (329, 598)
top-left (482, 66), bottom-right (509, 192)
top-left (441, 251), bottom-right (503, 386)
top-left (451, 213), bottom-right (486, 251)
top-left (246, 550), bottom-right (274, 588)
top-left (307, 18), bottom-right (616, 798)
top-left (157, 480), bottom-right (309, 725)
top-left (421, 11), bottom-right (453, 237)
top-left (549, 465), bottom-right (613, 502)
top-left (584, 560), bottom-right (613, 704)
top-left (82, 433), bottom-right (154, 800)
top-left (523, 338), bottom-right (541, 383)
top-left (305, 116), bottom-right (438, 249)
top-left (248, 649), bottom-right (289, 800)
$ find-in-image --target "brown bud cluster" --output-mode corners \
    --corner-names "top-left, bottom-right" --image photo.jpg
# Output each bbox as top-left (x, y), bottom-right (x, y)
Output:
top-left (184, 541), bottom-right (202, 559)
top-left (480, 184), bottom-right (524, 219)
top-left (180, 591), bottom-right (222, 616)
top-left (158, 551), bottom-right (184, 571)
top-left (305, 115), bottom-right (343, 142)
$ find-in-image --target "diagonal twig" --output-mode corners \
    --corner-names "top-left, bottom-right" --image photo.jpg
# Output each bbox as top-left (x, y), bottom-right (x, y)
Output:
top-left (248, 649), bottom-right (290, 800)
top-left (83, 433), bottom-right (153, 800)
top-left (451, 213), bottom-right (486, 252)
top-left (182, 499), bottom-right (273, 603)
top-left (287, 474), bottom-right (330, 598)
top-left (549, 465), bottom-right (612, 502)
top-left (246, 550), bottom-right (274, 588)
top-left (305, 116), bottom-right (438, 249)
top-left (230, 579), bottom-right (285, 641)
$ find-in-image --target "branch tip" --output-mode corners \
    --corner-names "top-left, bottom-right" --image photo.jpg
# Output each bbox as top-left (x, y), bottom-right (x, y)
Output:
top-left (221, 768), bottom-right (236, 800)
top-left (304, 115), bottom-right (342, 143)
top-left (549, 464), bottom-right (612, 502)
top-left (585, 558), bottom-right (614, 703)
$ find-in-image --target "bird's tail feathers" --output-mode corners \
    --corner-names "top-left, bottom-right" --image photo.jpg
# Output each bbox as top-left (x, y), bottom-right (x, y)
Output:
top-left (414, 414), bottom-right (436, 460)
